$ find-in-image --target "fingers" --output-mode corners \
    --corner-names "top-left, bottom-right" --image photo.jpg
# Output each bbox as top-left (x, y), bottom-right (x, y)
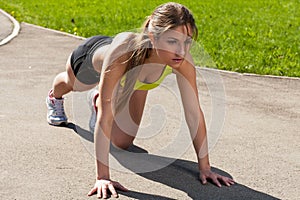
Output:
top-left (102, 184), bottom-right (108, 199)
top-left (222, 177), bottom-right (235, 186)
top-left (212, 175), bottom-right (222, 188)
top-left (200, 172), bottom-right (220, 187)
top-left (229, 178), bottom-right (235, 185)
top-left (216, 175), bottom-right (235, 187)
top-left (199, 174), bottom-right (207, 185)
top-left (88, 180), bottom-right (128, 199)
top-left (200, 172), bottom-right (235, 188)
top-left (97, 186), bottom-right (102, 198)
top-left (87, 187), bottom-right (97, 196)
top-left (114, 181), bottom-right (129, 192)
top-left (108, 183), bottom-right (118, 198)
top-left (101, 183), bottom-right (115, 199)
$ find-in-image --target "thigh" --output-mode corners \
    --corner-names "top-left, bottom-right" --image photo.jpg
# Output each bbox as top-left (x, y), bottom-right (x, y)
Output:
top-left (111, 90), bottom-right (148, 149)
top-left (66, 54), bottom-right (98, 92)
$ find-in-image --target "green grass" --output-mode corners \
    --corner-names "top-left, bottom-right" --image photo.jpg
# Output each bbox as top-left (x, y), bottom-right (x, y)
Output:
top-left (1, 0), bottom-right (299, 77)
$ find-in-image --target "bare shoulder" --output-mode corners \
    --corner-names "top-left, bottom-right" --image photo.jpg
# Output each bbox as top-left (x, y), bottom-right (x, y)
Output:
top-left (109, 32), bottom-right (137, 52)
top-left (112, 32), bottom-right (136, 44)
top-left (104, 32), bottom-right (136, 63)
top-left (102, 32), bottom-right (137, 73)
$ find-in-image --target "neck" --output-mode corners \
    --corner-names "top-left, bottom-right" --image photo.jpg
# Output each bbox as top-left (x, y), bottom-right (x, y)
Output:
top-left (145, 49), bottom-right (165, 66)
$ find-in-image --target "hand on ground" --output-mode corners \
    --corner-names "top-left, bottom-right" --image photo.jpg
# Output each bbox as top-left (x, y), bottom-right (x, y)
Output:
top-left (88, 179), bottom-right (128, 199)
top-left (199, 169), bottom-right (235, 187)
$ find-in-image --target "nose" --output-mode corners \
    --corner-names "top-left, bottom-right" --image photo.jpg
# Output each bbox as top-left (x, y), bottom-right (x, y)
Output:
top-left (175, 43), bottom-right (185, 57)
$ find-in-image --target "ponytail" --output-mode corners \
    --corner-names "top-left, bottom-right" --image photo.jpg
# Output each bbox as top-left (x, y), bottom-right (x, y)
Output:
top-left (114, 16), bottom-right (152, 114)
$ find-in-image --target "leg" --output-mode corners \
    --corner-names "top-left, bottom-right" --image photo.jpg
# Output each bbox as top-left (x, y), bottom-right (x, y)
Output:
top-left (47, 55), bottom-right (98, 125)
top-left (110, 90), bottom-right (148, 149)
top-left (51, 54), bottom-right (98, 98)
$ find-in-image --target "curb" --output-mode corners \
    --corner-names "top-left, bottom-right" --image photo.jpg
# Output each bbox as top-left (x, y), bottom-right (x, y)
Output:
top-left (0, 9), bottom-right (20, 46)
top-left (1, 12), bottom-right (299, 81)
top-left (200, 67), bottom-right (300, 81)
top-left (23, 22), bottom-right (300, 81)
top-left (23, 22), bottom-right (85, 40)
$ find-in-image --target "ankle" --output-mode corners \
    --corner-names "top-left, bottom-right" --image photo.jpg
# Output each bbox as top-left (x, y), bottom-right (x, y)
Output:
top-left (49, 89), bottom-right (63, 99)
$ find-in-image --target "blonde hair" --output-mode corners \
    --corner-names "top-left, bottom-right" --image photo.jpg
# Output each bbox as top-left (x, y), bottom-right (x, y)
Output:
top-left (114, 2), bottom-right (198, 114)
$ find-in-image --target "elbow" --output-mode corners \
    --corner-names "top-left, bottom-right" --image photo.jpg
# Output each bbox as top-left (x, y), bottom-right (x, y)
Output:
top-left (93, 111), bottom-right (113, 137)
top-left (185, 107), bottom-right (202, 122)
top-left (185, 113), bottom-right (199, 128)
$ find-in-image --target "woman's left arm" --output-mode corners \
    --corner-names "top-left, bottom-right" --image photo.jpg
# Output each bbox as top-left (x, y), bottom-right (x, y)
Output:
top-left (175, 60), bottom-right (234, 187)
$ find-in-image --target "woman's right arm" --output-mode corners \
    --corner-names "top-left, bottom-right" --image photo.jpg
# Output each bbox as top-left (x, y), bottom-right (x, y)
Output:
top-left (88, 32), bottom-right (133, 198)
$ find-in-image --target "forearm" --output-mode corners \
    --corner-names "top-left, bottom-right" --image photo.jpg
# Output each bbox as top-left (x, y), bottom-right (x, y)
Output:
top-left (192, 128), bottom-right (210, 171)
top-left (94, 117), bottom-right (112, 180)
top-left (188, 110), bottom-right (211, 171)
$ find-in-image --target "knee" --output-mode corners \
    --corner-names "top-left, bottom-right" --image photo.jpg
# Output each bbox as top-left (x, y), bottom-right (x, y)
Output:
top-left (111, 134), bottom-right (134, 150)
top-left (112, 141), bottom-right (132, 150)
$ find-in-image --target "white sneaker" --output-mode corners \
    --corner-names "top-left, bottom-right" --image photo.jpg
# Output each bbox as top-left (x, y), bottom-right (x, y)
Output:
top-left (46, 90), bottom-right (68, 125)
top-left (87, 89), bottom-right (99, 133)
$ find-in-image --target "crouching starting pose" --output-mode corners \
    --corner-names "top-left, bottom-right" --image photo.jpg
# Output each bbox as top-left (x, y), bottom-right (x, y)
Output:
top-left (46, 2), bottom-right (234, 198)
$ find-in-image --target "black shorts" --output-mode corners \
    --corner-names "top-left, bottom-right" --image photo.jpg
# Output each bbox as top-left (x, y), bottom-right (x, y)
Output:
top-left (70, 35), bottom-right (113, 85)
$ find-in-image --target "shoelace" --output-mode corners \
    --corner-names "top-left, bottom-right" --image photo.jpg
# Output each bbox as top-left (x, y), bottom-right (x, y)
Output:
top-left (53, 100), bottom-right (65, 116)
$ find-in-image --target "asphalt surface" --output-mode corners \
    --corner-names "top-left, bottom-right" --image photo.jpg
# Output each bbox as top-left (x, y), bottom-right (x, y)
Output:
top-left (0, 10), bottom-right (299, 200)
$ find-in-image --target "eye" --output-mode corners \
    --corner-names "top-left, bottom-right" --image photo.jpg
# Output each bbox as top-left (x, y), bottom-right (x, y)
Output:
top-left (185, 39), bottom-right (193, 45)
top-left (167, 39), bottom-right (177, 44)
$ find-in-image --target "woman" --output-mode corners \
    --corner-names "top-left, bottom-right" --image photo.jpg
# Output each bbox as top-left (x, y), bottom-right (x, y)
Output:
top-left (46, 2), bottom-right (235, 198)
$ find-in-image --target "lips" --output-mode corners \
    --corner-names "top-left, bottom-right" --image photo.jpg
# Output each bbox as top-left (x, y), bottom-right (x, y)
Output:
top-left (172, 58), bottom-right (183, 63)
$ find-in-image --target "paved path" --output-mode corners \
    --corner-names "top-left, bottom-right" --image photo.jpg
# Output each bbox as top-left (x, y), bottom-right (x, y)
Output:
top-left (0, 10), bottom-right (299, 200)
top-left (0, 9), bottom-right (13, 40)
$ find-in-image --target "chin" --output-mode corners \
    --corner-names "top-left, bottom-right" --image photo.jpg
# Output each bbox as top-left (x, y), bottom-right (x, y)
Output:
top-left (168, 61), bottom-right (183, 69)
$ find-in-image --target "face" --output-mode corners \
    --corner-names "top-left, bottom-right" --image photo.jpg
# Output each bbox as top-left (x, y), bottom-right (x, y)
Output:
top-left (150, 25), bottom-right (194, 68)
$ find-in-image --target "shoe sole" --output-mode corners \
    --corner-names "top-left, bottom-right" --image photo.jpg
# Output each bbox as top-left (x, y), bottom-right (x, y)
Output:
top-left (47, 120), bottom-right (68, 126)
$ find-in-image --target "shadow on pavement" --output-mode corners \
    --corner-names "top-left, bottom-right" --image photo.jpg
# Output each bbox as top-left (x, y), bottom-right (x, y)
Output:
top-left (66, 123), bottom-right (94, 142)
top-left (66, 123), bottom-right (280, 200)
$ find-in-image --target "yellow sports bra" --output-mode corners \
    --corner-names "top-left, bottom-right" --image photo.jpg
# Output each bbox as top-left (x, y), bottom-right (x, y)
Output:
top-left (121, 65), bottom-right (173, 91)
